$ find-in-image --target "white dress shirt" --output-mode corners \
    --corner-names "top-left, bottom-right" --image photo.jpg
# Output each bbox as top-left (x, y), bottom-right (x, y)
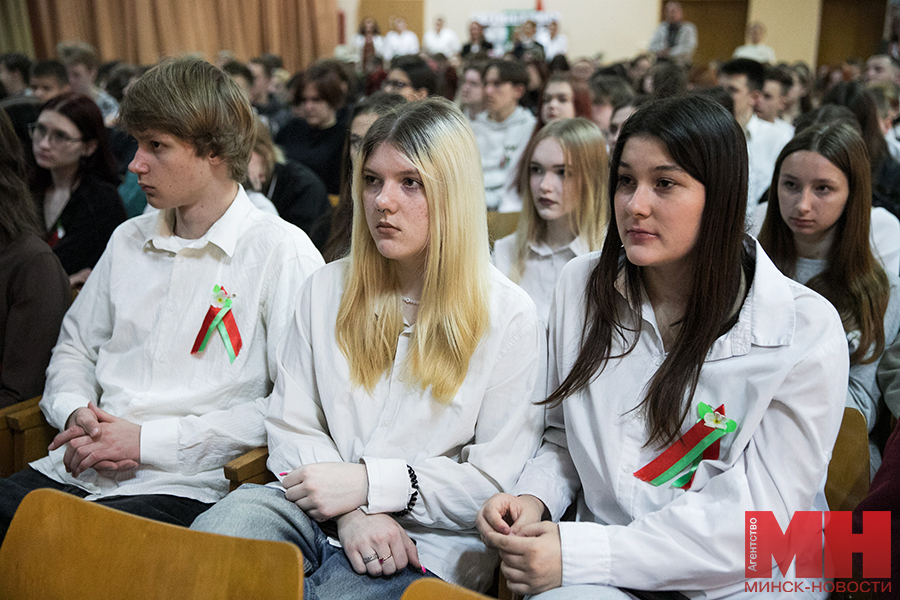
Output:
top-left (33, 188), bottom-right (325, 504)
top-left (514, 241), bottom-right (848, 599)
top-left (383, 30), bottom-right (420, 61)
top-left (746, 114), bottom-right (794, 211)
top-left (265, 261), bottom-right (547, 592)
top-left (492, 233), bottom-right (589, 324)
top-left (423, 28), bottom-right (461, 56)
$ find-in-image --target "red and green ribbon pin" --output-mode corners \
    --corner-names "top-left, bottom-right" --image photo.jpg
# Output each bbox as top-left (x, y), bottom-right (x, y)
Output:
top-left (190, 285), bottom-right (242, 363)
top-left (634, 403), bottom-right (736, 490)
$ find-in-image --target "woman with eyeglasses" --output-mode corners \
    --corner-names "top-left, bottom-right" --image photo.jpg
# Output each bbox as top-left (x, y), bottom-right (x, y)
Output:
top-left (29, 93), bottom-right (125, 282)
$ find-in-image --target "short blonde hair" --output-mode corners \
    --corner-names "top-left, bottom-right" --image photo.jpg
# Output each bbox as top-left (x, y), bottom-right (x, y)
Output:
top-left (337, 97), bottom-right (492, 402)
top-left (119, 57), bottom-right (255, 182)
top-left (509, 118), bottom-right (609, 282)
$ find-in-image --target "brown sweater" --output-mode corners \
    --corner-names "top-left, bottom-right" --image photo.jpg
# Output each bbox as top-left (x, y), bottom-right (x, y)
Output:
top-left (0, 234), bottom-right (70, 408)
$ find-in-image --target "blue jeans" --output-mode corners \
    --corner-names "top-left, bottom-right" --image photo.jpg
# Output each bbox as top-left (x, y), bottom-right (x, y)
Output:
top-left (192, 484), bottom-right (433, 600)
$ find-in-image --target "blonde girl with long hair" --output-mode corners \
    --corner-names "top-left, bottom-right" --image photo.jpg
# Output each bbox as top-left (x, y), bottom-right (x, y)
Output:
top-left (492, 117), bottom-right (608, 322)
top-left (193, 98), bottom-right (546, 599)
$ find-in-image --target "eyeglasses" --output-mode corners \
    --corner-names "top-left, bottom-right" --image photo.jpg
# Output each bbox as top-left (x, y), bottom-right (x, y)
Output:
top-left (382, 79), bottom-right (410, 91)
top-left (28, 123), bottom-right (83, 145)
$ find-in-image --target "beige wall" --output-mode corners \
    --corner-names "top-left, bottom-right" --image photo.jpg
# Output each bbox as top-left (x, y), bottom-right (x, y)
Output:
top-left (748, 0), bottom-right (821, 67)
top-left (340, 0), bottom-right (824, 67)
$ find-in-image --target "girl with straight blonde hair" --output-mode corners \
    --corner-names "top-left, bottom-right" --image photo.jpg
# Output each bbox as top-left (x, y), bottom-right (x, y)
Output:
top-left (193, 97), bottom-right (546, 599)
top-left (493, 117), bottom-right (608, 322)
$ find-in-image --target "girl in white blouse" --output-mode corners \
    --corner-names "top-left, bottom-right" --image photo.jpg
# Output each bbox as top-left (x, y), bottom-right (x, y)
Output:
top-left (492, 118), bottom-right (609, 323)
top-left (193, 98), bottom-right (546, 598)
top-left (759, 120), bottom-right (900, 475)
top-left (477, 95), bottom-right (849, 599)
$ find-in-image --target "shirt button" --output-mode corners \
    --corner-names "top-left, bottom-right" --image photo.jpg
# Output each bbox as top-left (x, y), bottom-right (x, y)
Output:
top-left (398, 374), bottom-right (404, 382)
top-left (381, 421), bottom-right (389, 428)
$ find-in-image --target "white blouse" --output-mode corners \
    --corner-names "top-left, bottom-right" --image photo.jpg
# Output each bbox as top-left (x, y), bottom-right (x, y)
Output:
top-left (266, 261), bottom-right (547, 592)
top-left (514, 241), bottom-right (849, 599)
top-left (492, 233), bottom-right (589, 325)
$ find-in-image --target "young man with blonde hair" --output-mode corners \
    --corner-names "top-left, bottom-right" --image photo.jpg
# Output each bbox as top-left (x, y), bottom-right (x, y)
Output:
top-left (0, 57), bottom-right (324, 540)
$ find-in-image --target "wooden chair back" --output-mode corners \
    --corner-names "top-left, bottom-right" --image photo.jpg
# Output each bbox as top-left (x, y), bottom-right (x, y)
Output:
top-left (0, 489), bottom-right (304, 600)
top-left (402, 578), bottom-right (493, 599)
top-left (825, 407), bottom-right (870, 512)
top-left (486, 212), bottom-right (520, 250)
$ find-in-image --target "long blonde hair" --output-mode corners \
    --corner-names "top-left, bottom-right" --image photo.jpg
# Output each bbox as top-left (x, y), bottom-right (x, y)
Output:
top-left (510, 118), bottom-right (609, 282)
top-left (336, 98), bottom-right (492, 402)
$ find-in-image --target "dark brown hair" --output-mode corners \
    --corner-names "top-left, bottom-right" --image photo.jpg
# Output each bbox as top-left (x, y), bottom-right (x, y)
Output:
top-left (544, 94), bottom-right (749, 449)
top-left (0, 109), bottom-right (40, 241)
top-left (759, 121), bottom-right (888, 364)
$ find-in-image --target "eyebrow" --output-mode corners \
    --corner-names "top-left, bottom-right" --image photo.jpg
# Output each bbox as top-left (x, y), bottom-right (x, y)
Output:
top-left (362, 168), bottom-right (421, 178)
top-left (531, 161), bottom-right (567, 169)
top-left (618, 161), bottom-right (688, 175)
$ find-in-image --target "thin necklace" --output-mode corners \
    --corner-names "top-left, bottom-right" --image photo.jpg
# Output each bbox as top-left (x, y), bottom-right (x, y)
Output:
top-left (402, 296), bottom-right (420, 305)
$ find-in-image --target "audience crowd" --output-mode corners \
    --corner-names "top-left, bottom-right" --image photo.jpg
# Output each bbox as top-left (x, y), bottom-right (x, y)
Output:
top-left (1, 1), bottom-right (900, 597)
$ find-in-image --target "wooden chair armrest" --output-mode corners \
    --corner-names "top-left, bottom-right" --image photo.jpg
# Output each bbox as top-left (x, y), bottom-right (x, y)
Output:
top-left (224, 446), bottom-right (276, 492)
top-left (0, 396), bottom-right (43, 478)
top-left (7, 403), bottom-right (57, 473)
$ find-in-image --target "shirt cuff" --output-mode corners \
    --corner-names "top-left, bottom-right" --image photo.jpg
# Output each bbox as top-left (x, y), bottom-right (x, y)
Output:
top-left (558, 521), bottom-right (611, 587)
top-left (513, 479), bottom-right (570, 522)
top-left (139, 417), bottom-right (179, 471)
top-left (40, 394), bottom-right (91, 431)
top-left (361, 456), bottom-right (409, 514)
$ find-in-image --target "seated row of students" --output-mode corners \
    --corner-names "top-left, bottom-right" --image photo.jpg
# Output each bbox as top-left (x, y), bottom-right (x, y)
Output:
top-left (0, 56), bottom-right (887, 600)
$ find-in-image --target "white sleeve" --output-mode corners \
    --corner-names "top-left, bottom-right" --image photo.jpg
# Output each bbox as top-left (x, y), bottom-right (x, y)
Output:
top-left (265, 272), bottom-right (345, 476)
top-left (395, 312), bottom-right (547, 530)
top-left (39, 246), bottom-right (113, 430)
top-left (557, 329), bottom-right (848, 590)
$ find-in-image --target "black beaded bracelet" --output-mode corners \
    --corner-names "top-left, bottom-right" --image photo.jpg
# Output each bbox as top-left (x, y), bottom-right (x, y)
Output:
top-left (391, 465), bottom-right (419, 517)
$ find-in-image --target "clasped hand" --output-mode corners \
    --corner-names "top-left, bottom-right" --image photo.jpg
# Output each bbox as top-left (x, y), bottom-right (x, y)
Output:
top-left (337, 509), bottom-right (422, 577)
top-left (476, 493), bottom-right (562, 595)
top-left (48, 401), bottom-right (141, 477)
top-left (282, 462), bottom-right (368, 522)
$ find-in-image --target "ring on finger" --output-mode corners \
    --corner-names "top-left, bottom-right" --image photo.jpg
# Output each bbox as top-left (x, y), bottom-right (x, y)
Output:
top-left (362, 553), bottom-right (379, 564)
top-left (378, 554), bottom-right (393, 565)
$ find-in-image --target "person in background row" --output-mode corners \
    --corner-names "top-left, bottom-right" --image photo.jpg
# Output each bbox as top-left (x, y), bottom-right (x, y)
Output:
top-left (29, 93), bottom-right (125, 283)
top-left (494, 118), bottom-right (608, 323)
top-left (382, 55), bottom-right (436, 101)
top-left (323, 91), bottom-right (408, 262)
top-left (479, 94), bottom-right (847, 600)
top-left (587, 74), bottom-right (635, 139)
top-left (56, 41), bottom-right (119, 125)
top-left (0, 54), bottom-right (33, 101)
top-left (732, 22), bottom-right (776, 64)
top-left (759, 120), bottom-right (900, 475)
top-left (356, 17), bottom-right (385, 73)
top-left (276, 63), bottom-right (347, 195)
top-left (247, 119), bottom-right (331, 250)
top-left (30, 60), bottom-right (71, 104)
top-left (462, 21), bottom-right (493, 58)
top-left (538, 73), bottom-right (591, 128)
top-left (648, 1), bottom-right (697, 66)
top-left (471, 60), bottom-right (536, 212)
top-left (193, 98), bottom-right (546, 600)
top-left (383, 17), bottom-right (419, 62)
top-left (719, 58), bottom-right (793, 212)
top-left (513, 20), bottom-right (545, 61)
top-left (536, 21), bottom-right (568, 63)
top-left (458, 60), bottom-right (487, 121)
top-left (423, 17), bottom-right (461, 57)
top-left (756, 65), bottom-right (795, 139)
top-left (0, 109), bottom-right (69, 409)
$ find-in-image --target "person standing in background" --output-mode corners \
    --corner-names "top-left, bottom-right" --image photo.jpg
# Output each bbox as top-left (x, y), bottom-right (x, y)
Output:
top-left (648, 2), bottom-right (697, 66)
